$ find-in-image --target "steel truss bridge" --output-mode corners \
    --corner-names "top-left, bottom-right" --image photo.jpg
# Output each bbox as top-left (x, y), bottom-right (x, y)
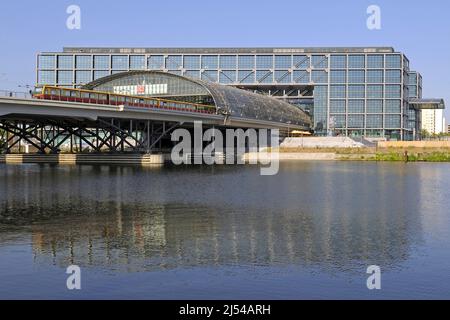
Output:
top-left (0, 92), bottom-right (307, 154)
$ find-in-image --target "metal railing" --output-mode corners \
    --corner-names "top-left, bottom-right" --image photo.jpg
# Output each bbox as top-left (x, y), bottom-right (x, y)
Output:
top-left (0, 90), bottom-right (33, 99)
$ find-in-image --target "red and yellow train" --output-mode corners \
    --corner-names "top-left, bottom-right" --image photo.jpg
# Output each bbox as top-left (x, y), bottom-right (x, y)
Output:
top-left (34, 85), bottom-right (217, 114)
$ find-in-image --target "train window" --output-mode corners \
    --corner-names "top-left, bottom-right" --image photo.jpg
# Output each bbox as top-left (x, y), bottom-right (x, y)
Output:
top-left (90, 93), bottom-right (99, 100)
top-left (70, 91), bottom-right (79, 97)
top-left (81, 92), bottom-right (90, 99)
top-left (99, 94), bottom-right (107, 101)
top-left (50, 89), bottom-right (59, 96)
top-left (118, 96), bottom-right (125, 103)
top-left (62, 90), bottom-right (71, 97)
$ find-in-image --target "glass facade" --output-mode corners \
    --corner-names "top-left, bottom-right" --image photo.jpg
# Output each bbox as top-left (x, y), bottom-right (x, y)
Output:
top-left (37, 47), bottom-right (427, 140)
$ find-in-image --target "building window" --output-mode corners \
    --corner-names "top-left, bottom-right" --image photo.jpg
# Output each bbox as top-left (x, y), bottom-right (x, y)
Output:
top-left (57, 71), bottom-right (73, 85)
top-left (386, 55), bottom-right (402, 68)
top-left (238, 55), bottom-right (255, 69)
top-left (202, 55), bottom-right (219, 69)
top-left (130, 56), bottom-right (145, 70)
top-left (408, 85), bottom-right (418, 98)
top-left (293, 70), bottom-right (310, 83)
top-left (256, 55), bottom-right (273, 69)
top-left (348, 115), bottom-right (364, 128)
top-left (94, 56), bottom-right (110, 69)
top-left (367, 99), bottom-right (383, 113)
top-left (330, 55), bottom-right (347, 68)
top-left (386, 70), bottom-right (401, 83)
top-left (148, 55), bottom-right (164, 70)
top-left (348, 85), bottom-right (365, 98)
top-left (330, 85), bottom-right (346, 99)
top-left (348, 70), bottom-right (365, 84)
top-left (111, 56), bottom-right (128, 70)
top-left (220, 55), bottom-right (237, 69)
top-left (275, 70), bottom-right (291, 83)
top-left (201, 70), bottom-right (218, 82)
top-left (367, 70), bottom-right (384, 83)
top-left (219, 70), bottom-right (236, 83)
top-left (367, 85), bottom-right (383, 98)
top-left (385, 100), bottom-right (401, 113)
top-left (367, 55), bottom-right (384, 68)
top-left (385, 115), bottom-right (401, 128)
top-left (348, 55), bottom-right (365, 68)
top-left (94, 70), bottom-right (110, 80)
top-left (238, 70), bottom-right (255, 83)
top-left (385, 85), bottom-right (401, 98)
top-left (348, 100), bottom-right (365, 113)
top-left (256, 70), bottom-right (273, 83)
top-left (311, 55), bottom-right (328, 69)
top-left (311, 70), bottom-right (328, 83)
top-left (275, 55), bottom-right (291, 69)
top-left (330, 70), bottom-right (346, 84)
top-left (39, 55), bottom-right (56, 69)
top-left (76, 55), bottom-right (92, 69)
top-left (408, 72), bottom-right (418, 85)
top-left (293, 55), bottom-right (310, 69)
top-left (367, 115), bottom-right (383, 128)
top-left (166, 55), bottom-right (182, 69)
top-left (332, 115), bottom-right (346, 128)
top-left (184, 70), bottom-right (200, 79)
top-left (184, 55), bottom-right (201, 69)
top-left (38, 70), bottom-right (55, 84)
top-left (330, 100), bottom-right (346, 113)
top-left (58, 55), bottom-right (73, 69)
top-left (75, 71), bottom-right (91, 84)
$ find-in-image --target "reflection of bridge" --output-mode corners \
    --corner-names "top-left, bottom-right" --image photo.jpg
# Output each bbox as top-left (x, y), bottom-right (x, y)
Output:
top-left (0, 72), bottom-right (312, 155)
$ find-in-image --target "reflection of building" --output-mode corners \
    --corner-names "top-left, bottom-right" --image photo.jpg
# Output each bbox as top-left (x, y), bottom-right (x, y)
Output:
top-left (37, 47), bottom-right (445, 140)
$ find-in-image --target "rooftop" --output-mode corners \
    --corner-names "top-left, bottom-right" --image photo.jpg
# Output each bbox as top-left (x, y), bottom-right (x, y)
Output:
top-left (58, 47), bottom-right (396, 54)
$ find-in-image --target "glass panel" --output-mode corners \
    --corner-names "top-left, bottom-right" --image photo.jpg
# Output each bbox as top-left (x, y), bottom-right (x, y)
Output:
top-left (275, 55), bottom-right (291, 69)
top-left (256, 70), bottom-right (273, 83)
top-left (386, 55), bottom-right (402, 68)
top-left (148, 55), bottom-right (164, 70)
top-left (311, 55), bottom-right (328, 69)
top-left (330, 100), bottom-right (346, 113)
top-left (130, 56), bottom-right (145, 70)
top-left (330, 55), bottom-right (347, 68)
top-left (367, 55), bottom-right (384, 68)
top-left (367, 114), bottom-right (383, 128)
top-left (184, 70), bottom-right (200, 79)
top-left (38, 70), bottom-right (55, 84)
top-left (385, 115), bottom-right (401, 128)
top-left (386, 70), bottom-right (401, 83)
top-left (330, 85), bottom-right (346, 99)
top-left (202, 55), bottom-right (219, 69)
top-left (348, 55), bottom-right (365, 68)
top-left (238, 55), bottom-right (255, 69)
top-left (367, 70), bottom-right (384, 83)
top-left (219, 70), bottom-right (236, 83)
top-left (94, 70), bottom-right (110, 80)
top-left (293, 55), bottom-right (310, 69)
top-left (256, 55), bottom-right (273, 69)
top-left (111, 56), bottom-right (128, 70)
top-left (330, 70), bottom-right (346, 84)
top-left (201, 70), bottom-right (218, 82)
top-left (275, 70), bottom-right (291, 83)
top-left (184, 55), bottom-right (200, 69)
top-left (311, 70), bottom-right (328, 83)
top-left (75, 71), bottom-right (91, 84)
top-left (367, 85), bottom-right (383, 98)
top-left (58, 55), bottom-right (73, 69)
top-left (348, 100), bottom-right (365, 113)
top-left (293, 70), bottom-right (310, 83)
top-left (76, 55), bottom-right (92, 69)
top-left (238, 70), bottom-right (255, 83)
top-left (39, 55), bottom-right (56, 69)
top-left (385, 85), bottom-right (401, 98)
top-left (348, 85), bottom-right (365, 98)
top-left (348, 115), bottom-right (364, 128)
top-left (57, 71), bottom-right (73, 85)
top-left (94, 55), bottom-right (110, 69)
top-left (367, 99), bottom-right (383, 113)
top-left (166, 55), bottom-right (182, 69)
top-left (347, 70), bottom-right (365, 84)
top-left (219, 55), bottom-right (236, 69)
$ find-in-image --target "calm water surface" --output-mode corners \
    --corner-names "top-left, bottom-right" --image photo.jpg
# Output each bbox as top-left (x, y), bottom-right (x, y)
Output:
top-left (0, 162), bottom-right (449, 299)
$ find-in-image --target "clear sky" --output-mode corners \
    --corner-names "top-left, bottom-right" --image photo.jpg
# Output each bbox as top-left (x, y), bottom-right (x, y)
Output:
top-left (0, 0), bottom-right (449, 119)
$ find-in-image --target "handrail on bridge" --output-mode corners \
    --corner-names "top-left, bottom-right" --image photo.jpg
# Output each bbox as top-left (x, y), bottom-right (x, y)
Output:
top-left (0, 90), bottom-right (32, 99)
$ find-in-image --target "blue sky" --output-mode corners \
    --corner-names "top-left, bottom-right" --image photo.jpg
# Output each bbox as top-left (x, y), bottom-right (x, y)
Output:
top-left (0, 0), bottom-right (449, 118)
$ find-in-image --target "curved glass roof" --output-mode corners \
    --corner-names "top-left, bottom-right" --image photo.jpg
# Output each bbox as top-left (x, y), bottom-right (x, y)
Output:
top-left (83, 71), bottom-right (312, 128)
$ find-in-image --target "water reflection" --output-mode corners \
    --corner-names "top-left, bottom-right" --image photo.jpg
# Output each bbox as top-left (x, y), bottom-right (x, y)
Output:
top-left (0, 162), bottom-right (434, 274)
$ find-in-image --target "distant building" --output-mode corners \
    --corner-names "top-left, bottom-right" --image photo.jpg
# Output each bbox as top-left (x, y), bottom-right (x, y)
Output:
top-left (36, 47), bottom-right (446, 140)
top-left (421, 108), bottom-right (446, 135)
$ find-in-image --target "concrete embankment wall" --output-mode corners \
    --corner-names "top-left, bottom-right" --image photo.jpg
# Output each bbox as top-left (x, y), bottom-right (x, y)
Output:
top-left (0, 154), bottom-right (167, 165)
top-left (244, 152), bottom-right (337, 161)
